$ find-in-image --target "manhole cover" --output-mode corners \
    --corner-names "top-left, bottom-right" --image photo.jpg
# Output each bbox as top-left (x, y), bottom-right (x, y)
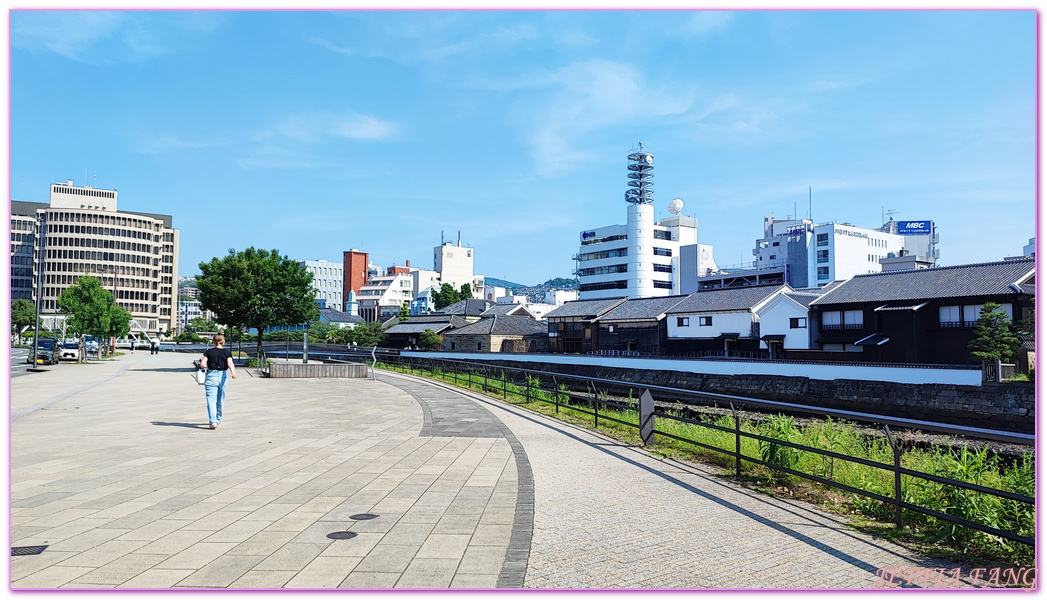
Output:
top-left (11, 545), bottom-right (47, 556)
top-left (349, 513), bottom-right (379, 520)
top-left (326, 531), bottom-right (357, 540)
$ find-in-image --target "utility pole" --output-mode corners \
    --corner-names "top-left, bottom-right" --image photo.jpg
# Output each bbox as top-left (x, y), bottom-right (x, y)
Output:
top-left (30, 212), bottom-right (48, 369)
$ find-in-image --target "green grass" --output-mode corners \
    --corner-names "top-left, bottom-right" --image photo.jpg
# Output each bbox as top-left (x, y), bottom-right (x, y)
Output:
top-left (379, 361), bottom-right (1035, 566)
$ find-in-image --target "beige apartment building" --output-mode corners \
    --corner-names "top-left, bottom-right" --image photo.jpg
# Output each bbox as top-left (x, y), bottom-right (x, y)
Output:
top-left (10, 180), bottom-right (180, 337)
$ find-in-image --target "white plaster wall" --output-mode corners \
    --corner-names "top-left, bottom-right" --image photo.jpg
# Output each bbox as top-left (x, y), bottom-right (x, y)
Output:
top-left (668, 311), bottom-right (753, 339)
top-left (757, 296), bottom-right (811, 350)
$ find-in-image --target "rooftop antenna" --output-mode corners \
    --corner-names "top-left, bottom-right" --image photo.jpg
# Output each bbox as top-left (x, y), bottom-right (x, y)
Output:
top-left (457, 230), bottom-right (461, 247)
top-left (441, 230), bottom-right (444, 245)
top-left (884, 208), bottom-right (899, 223)
top-left (808, 186), bottom-right (812, 221)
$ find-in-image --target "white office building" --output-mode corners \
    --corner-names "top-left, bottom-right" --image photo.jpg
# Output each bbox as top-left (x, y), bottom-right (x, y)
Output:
top-left (692, 216), bottom-right (938, 290)
top-left (299, 259), bottom-right (344, 311)
top-left (576, 143), bottom-right (717, 300)
top-left (432, 234), bottom-right (485, 298)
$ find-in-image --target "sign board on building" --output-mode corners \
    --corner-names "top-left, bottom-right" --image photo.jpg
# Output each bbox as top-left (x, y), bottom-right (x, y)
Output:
top-left (897, 221), bottom-right (932, 235)
top-left (581, 231), bottom-right (597, 240)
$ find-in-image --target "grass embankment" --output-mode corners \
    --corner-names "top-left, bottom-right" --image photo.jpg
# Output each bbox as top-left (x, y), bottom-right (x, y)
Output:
top-left (381, 362), bottom-right (1034, 567)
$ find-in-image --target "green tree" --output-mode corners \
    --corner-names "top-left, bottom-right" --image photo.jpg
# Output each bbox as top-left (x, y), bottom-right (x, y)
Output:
top-left (11, 299), bottom-right (35, 344)
top-left (968, 302), bottom-right (1021, 362)
top-left (399, 302), bottom-right (410, 322)
top-left (352, 321), bottom-right (388, 347)
top-left (56, 276), bottom-right (132, 359)
top-left (187, 317), bottom-right (217, 333)
top-left (459, 283), bottom-right (473, 300)
top-left (197, 247), bottom-right (320, 359)
top-left (418, 328), bottom-right (442, 350)
top-left (434, 283), bottom-right (460, 310)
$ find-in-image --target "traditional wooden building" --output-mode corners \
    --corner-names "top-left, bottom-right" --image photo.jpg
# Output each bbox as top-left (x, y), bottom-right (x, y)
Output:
top-left (544, 297), bottom-right (627, 354)
top-left (808, 257), bottom-right (1035, 365)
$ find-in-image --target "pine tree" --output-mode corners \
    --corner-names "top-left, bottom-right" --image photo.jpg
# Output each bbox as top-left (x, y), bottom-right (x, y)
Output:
top-left (968, 302), bottom-right (1020, 362)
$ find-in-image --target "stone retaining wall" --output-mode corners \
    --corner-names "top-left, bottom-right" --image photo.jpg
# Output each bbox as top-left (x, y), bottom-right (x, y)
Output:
top-left (269, 361), bottom-right (368, 379)
top-left (454, 358), bottom-right (1035, 433)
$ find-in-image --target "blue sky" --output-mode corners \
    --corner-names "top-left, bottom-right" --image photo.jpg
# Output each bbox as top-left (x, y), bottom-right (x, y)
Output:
top-left (10, 10), bottom-right (1035, 285)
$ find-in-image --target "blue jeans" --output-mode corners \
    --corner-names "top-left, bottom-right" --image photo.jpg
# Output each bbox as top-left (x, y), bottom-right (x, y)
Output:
top-left (204, 370), bottom-right (229, 425)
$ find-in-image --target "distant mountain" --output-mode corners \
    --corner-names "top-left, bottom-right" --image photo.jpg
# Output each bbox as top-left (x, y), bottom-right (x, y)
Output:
top-left (483, 276), bottom-right (578, 303)
top-left (484, 277), bottom-right (527, 289)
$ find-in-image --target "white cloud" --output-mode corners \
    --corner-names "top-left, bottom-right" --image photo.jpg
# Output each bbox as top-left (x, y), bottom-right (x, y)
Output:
top-left (309, 37), bottom-right (354, 57)
top-left (12, 11), bottom-right (125, 62)
top-left (136, 134), bottom-right (222, 155)
top-left (259, 111), bottom-right (399, 144)
top-left (677, 11), bottom-right (733, 37)
top-left (509, 59), bottom-right (694, 175)
top-left (236, 146), bottom-right (327, 171)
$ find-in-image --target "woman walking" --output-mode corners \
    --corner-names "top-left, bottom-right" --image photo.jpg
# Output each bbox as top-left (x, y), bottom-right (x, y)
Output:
top-left (198, 334), bottom-right (236, 429)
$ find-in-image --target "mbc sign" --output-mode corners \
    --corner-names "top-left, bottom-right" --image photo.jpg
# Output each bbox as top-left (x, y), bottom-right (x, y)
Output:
top-left (897, 221), bottom-right (932, 235)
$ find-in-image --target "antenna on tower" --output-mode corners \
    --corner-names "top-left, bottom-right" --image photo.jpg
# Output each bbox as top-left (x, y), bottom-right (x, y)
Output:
top-left (884, 208), bottom-right (899, 223)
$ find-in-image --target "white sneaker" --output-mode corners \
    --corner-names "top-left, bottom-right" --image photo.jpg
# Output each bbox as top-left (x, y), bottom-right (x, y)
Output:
top-left (209, 423), bottom-right (216, 429)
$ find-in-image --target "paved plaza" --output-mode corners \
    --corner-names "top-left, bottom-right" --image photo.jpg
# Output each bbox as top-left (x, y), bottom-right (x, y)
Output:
top-left (10, 351), bottom-right (966, 589)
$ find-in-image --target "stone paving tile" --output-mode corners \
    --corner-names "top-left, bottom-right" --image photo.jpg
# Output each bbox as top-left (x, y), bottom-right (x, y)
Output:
top-left (396, 557), bottom-right (461, 588)
top-left (451, 572), bottom-right (500, 588)
top-left (354, 544), bottom-right (420, 573)
top-left (228, 569), bottom-right (298, 588)
top-left (134, 528), bottom-right (213, 556)
top-left (416, 534), bottom-right (471, 560)
top-left (253, 542), bottom-right (329, 571)
top-left (117, 569), bottom-right (194, 588)
top-left (153, 542), bottom-right (238, 570)
top-left (46, 527), bottom-right (132, 553)
top-left (174, 555), bottom-right (265, 587)
top-left (66, 552), bottom-right (168, 586)
top-left (284, 556), bottom-right (364, 588)
top-left (13, 566), bottom-right (95, 588)
top-left (339, 571), bottom-right (401, 588)
top-left (11, 551), bottom-right (79, 581)
top-left (116, 518), bottom-right (192, 542)
top-left (55, 539), bottom-right (149, 568)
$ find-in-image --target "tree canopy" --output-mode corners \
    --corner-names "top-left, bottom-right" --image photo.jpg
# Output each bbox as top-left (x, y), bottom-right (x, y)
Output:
top-left (56, 276), bottom-right (132, 358)
top-left (197, 247), bottom-right (320, 358)
top-left (459, 283), bottom-right (473, 300)
top-left (968, 302), bottom-right (1021, 362)
top-left (11, 299), bottom-right (35, 342)
top-left (418, 328), bottom-right (442, 350)
top-left (434, 283), bottom-right (461, 309)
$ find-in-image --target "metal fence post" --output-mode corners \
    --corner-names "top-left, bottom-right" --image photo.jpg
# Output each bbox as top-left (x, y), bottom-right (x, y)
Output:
top-left (589, 381), bottom-right (598, 427)
top-left (552, 376), bottom-right (559, 413)
top-left (884, 425), bottom-right (904, 529)
top-left (639, 389), bottom-right (655, 446)
top-left (730, 402), bottom-right (741, 478)
top-left (526, 376), bottom-right (531, 403)
top-left (483, 367), bottom-right (488, 393)
top-left (502, 371), bottom-right (507, 400)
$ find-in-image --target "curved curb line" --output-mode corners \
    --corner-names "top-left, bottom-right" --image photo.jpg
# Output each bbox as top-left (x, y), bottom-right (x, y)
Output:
top-left (376, 372), bottom-right (534, 589)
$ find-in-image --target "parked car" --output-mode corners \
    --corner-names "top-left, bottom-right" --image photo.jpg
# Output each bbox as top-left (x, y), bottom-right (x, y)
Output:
top-left (84, 336), bottom-right (99, 353)
top-left (27, 338), bottom-right (60, 365)
top-left (60, 340), bottom-right (84, 361)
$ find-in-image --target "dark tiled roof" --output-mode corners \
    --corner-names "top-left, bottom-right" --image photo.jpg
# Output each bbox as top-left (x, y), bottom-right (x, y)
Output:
top-left (544, 297), bottom-right (627, 319)
top-left (444, 315), bottom-right (547, 337)
top-left (811, 258), bottom-right (1035, 306)
top-left (385, 315), bottom-right (469, 335)
top-left (665, 285), bottom-right (785, 315)
top-left (319, 308), bottom-right (363, 323)
top-left (783, 292), bottom-right (824, 307)
top-left (435, 298), bottom-right (494, 316)
top-left (597, 295), bottom-right (690, 322)
top-left (480, 304), bottom-right (534, 318)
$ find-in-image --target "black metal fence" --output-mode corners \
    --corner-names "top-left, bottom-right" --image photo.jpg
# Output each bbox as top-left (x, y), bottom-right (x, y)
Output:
top-left (338, 352), bottom-right (1033, 548)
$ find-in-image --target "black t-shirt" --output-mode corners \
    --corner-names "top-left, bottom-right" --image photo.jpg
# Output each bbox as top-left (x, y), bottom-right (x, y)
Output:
top-left (203, 347), bottom-right (232, 370)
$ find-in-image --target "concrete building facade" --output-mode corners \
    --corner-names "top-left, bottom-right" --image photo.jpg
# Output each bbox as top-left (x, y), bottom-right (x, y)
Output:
top-left (12, 180), bottom-right (180, 337)
top-left (300, 259), bottom-right (344, 311)
top-left (576, 145), bottom-right (716, 300)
